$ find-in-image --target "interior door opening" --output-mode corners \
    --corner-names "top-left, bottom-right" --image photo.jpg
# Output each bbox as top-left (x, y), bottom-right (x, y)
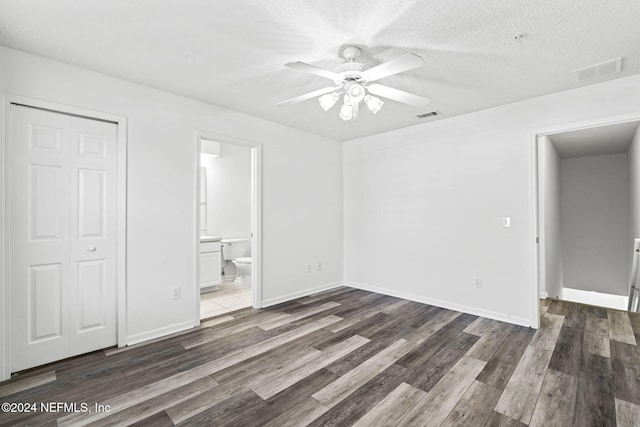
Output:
top-left (536, 119), bottom-right (640, 315)
top-left (195, 132), bottom-right (261, 323)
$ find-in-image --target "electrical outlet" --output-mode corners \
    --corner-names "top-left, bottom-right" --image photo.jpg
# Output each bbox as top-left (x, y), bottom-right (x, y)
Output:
top-left (317, 261), bottom-right (322, 271)
top-left (306, 264), bottom-right (312, 273)
top-left (172, 287), bottom-right (181, 299)
top-left (474, 278), bottom-right (482, 288)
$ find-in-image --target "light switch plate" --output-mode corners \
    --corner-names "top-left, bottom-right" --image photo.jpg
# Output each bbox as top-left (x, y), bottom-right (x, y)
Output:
top-left (503, 217), bottom-right (511, 228)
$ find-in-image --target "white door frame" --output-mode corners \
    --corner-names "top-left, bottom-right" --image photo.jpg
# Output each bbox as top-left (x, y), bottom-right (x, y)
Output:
top-left (0, 94), bottom-right (127, 381)
top-left (529, 111), bottom-right (640, 328)
top-left (194, 130), bottom-right (262, 325)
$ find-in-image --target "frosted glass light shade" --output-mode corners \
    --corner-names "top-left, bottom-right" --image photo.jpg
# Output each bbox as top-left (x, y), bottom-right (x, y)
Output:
top-left (364, 95), bottom-right (384, 114)
top-left (339, 103), bottom-right (353, 120)
top-left (318, 92), bottom-right (339, 111)
top-left (348, 84), bottom-right (365, 102)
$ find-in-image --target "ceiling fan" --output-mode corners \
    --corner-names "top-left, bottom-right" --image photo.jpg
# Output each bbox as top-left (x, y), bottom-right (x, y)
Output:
top-left (278, 45), bottom-right (430, 121)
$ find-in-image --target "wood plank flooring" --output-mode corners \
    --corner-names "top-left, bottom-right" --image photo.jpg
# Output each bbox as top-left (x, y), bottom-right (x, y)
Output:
top-left (2, 288), bottom-right (640, 426)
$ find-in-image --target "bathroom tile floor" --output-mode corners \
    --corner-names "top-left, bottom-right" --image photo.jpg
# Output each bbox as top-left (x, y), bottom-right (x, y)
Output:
top-left (200, 280), bottom-right (252, 319)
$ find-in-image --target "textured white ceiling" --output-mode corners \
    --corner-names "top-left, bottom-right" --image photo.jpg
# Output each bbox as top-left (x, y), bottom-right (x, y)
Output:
top-left (1, 0), bottom-right (639, 141)
top-left (550, 121), bottom-right (640, 159)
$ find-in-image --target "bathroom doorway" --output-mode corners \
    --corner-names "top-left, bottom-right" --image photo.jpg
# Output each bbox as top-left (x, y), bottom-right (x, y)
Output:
top-left (534, 116), bottom-right (640, 318)
top-left (195, 131), bottom-right (261, 322)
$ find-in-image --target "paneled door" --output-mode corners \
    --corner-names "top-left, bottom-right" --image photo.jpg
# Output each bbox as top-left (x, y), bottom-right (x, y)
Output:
top-left (10, 105), bottom-right (118, 371)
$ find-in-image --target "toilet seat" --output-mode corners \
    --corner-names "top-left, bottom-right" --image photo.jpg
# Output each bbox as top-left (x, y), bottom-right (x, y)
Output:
top-left (234, 257), bottom-right (252, 264)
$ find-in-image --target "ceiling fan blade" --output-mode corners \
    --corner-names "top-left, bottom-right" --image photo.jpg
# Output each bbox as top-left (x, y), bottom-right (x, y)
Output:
top-left (277, 86), bottom-right (338, 106)
top-left (362, 53), bottom-right (425, 82)
top-left (285, 61), bottom-right (340, 81)
top-left (367, 84), bottom-right (430, 108)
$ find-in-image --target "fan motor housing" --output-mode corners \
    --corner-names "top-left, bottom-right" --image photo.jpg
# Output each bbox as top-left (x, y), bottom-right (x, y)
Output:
top-left (335, 62), bottom-right (366, 84)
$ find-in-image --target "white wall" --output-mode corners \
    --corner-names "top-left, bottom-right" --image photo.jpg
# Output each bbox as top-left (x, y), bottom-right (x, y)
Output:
top-left (202, 142), bottom-right (252, 238)
top-left (630, 126), bottom-right (640, 248)
top-left (1, 46), bottom-right (343, 353)
top-left (0, 48), bottom-right (6, 91)
top-left (344, 73), bottom-right (640, 327)
top-left (538, 136), bottom-right (563, 299)
top-left (560, 153), bottom-right (630, 296)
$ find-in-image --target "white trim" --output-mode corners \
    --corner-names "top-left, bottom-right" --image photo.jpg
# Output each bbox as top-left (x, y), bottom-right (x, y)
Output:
top-left (529, 111), bottom-right (640, 330)
top-left (0, 95), bottom-right (8, 381)
top-left (0, 94), bottom-right (127, 380)
top-left (194, 131), bottom-right (262, 326)
top-left (115, 116), bottom-right (128, 350)
top-left (531, 112), bottom-right (640, 138)
top-left (194, 136), bottom-right (202, 325)
top-left (628, 238), bottom-right (640, 311)
top-left (124, 320), bottom-right (195, 346)
top-left (251, 144), bottom-right (263, 309)
top-left (528, 131), bottom-right (541, 329)
top-left (261, 282), bottom-right (344, 308)
top-left (539, 291), bottom-right (549, 299)
top-left (562, 287), bottom-right (628, 311)
top-left (536, 136), bottom-right (547, 304)
top-left (345, 281), bottom-right (533, 328)
top-left (4, 95), bottom-right (127, 124)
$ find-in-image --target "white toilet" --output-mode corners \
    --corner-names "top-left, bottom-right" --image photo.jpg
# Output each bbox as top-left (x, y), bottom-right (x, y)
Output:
top-left (221, 238), bottom-right (251, 286)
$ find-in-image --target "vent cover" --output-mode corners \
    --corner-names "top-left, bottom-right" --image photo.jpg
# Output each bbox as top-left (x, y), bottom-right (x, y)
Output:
top-left (574, 57), bottom-right (622, 82)
top-left (416, 111), bottom-right (440, 119)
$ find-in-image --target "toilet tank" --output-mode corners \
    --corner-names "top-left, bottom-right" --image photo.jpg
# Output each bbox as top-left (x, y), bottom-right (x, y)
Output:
top-left (221, 238), bottom-right (251, 260)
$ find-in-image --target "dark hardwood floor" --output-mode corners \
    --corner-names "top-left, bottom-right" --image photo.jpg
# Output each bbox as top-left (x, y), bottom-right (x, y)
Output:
top-left (1, 287), bottom-right (640, 426)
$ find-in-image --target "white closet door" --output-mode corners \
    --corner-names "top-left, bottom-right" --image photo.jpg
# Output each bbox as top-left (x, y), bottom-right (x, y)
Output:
top-left (10, 105), bottom-right (118, 371)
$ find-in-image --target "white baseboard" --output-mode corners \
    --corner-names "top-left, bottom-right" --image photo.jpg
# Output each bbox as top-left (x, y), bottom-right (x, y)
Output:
top-left (125, 320), bottom-right (196, 346)
top-left (561, 287), bottom-right (628, 310)
top-left (344, 281), bottom-right (532, 328)
top-left (539, 291), bottom-right (548, 299)
top-left (261, 281), bottom-right (343, 308)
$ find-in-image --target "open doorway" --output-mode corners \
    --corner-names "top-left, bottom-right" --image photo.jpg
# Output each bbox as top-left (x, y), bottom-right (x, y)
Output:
top-left (195, 132), bottom-right (261, 322)
top-left (536, 118), bottom-right (640, 314)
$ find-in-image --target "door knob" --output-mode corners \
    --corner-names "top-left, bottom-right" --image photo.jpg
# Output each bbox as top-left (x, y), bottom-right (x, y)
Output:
top-left (88, 246), bottom-right (96, 252)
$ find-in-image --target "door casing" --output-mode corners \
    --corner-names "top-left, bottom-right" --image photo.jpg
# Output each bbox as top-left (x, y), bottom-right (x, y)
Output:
top-left (194, 130), bottom-right (262, 324)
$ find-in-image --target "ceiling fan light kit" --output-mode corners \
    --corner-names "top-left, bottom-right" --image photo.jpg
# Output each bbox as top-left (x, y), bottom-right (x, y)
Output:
top-left (279, 45), bottom-right (431, 121)
top-left (318, 92), bottom-right (339, 111)
top-left (346, 82), bottom-right (365, 102)
top-left (364, 94), bottom-right (384, 114)
top-left (339, 100), bottom-right (354, 121)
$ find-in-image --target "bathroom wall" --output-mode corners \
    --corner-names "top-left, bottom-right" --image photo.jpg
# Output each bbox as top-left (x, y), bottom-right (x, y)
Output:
top-left (344, 72), bottom-right (640, 327)
top-left (538, 136), bottom-right (563, 299)
top-left (560, 153), bottom-right (630, 296)
top-left (202, 142), bottom-right (252, 239)
top-left (0, 45), bottom-right (344, 372)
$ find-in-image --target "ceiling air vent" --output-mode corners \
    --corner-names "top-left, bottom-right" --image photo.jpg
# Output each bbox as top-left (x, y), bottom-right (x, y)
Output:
top-left (416, 111), bottom-right (440, 119)
top-left (574, 57), bottom-right (622, 82)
